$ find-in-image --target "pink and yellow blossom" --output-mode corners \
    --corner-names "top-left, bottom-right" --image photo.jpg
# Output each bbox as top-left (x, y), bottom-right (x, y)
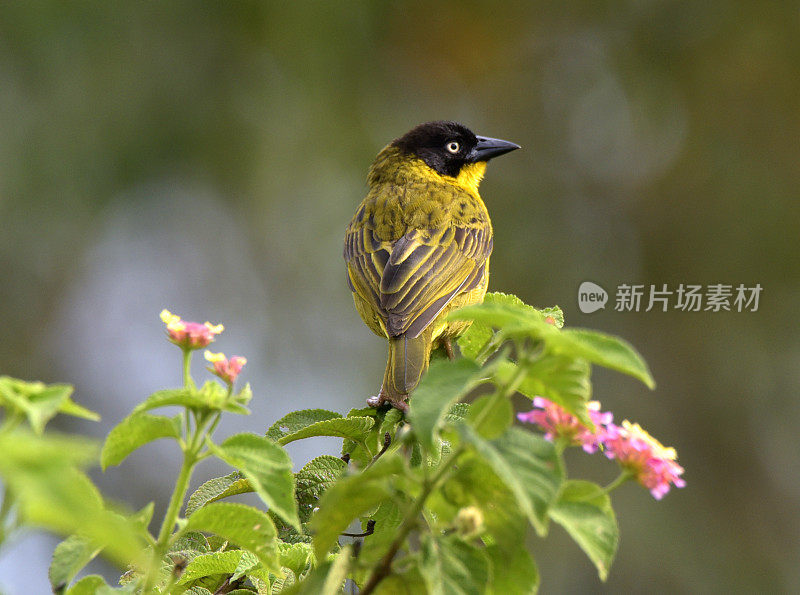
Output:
top-left (204, 350), bottom-right (247, 385)
top-left (160, 309), bottom-right (223, 350)
top-left (602, 420), bottom-right (686, 500)
top-left (517, 397), bottom-right (612, 453)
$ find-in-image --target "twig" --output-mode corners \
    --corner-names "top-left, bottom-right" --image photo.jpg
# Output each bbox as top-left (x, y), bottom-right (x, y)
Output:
top-left (341, 519), bottom-right (376, 538)
top-left (366, 433), bottom-right (392, 469)
top-left (360, 447), bottom-right (464, 594)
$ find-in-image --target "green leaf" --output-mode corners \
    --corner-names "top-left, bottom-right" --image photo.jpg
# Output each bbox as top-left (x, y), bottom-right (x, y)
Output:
top-left (452, 294), bottom-right (654, 388)
top-left (49, 535), bottom-right (101, 593)
top-left (184, 502), bottom-right (280, 572)
top-left (311, 453), bottom-right (404, 560)
top-left (57, 398), bottom-right (101, 422)
top-left (510, 356), bottom-right (592, 425)
top-left (64, 575), bottom-right (111, 595)
top-left (276, 417), bottom-right (375, 446)
top-left (266, 409), bottom-right (342, 442)
top-left (341, 408), bottom-right (383, 467)
top-left (233, 383), bottom-right (253, 406)
top-left (278, 541), bottom-right (314, 577)
top-left (130, 501), bottom-right (155, 535)
top-left (186, 472), bottom-right (253, 516)
top-left (209, 433), bottom-right (300, 531)
top-left (133, 387), bottom-right (207, 413)
top-left (177, 549), bottom-right (259, 585)
top-left (354, 497), bottom-right (405, 566)
top-left (486, 544), bottom-right (539, 594)
top-left (379, 407), bottom-right (405, 436)
top-left (419, 534), bottom-right (490, 595)
top-left (539, 305), bottom-right (565, 328)
top-left (132, 381), bottom-right (246, 416)
top-left (0, 379), bottom-right (73, 434)
top-left (100, 412), bottom-right (181, 470)
top-left (456, 312), bottom-right (495, 361)
top-left (321, 543), bottom-right (351, 594)
top-left (466, 393), bottom-right (513, 440)
top-left (450, 294), bottom-right (556, 340)
top-left (455, 293), bottom-right (562, 362)
top-left (445, 402), bottom-right (470, 423)
top-left (407, 358), bottom-right (487, 454)
top-left (549, 480), bottom-right (619, 581)
top-left (372, 568), bottom-right (427, 594)
top-left (435, 452), bottom-right (527, 551)
top-left (459, 426), bottom-right (563, 535)
top-left (295, 456), bottom-right (347, 523)
top-left (552, 329), bottom-right (655, 389)
top-left (0, 431), bottom-right (145, 567)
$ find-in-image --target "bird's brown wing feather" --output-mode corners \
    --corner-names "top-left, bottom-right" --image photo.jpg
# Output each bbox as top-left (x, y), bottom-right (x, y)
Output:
top-left (345, 224), bottom-right (492, 339)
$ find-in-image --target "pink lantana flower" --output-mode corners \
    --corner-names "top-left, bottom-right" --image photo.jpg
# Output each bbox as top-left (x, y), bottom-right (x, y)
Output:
top-left (602, 420), bottom-right (686, 500)
top-left (160, 309), bottom-right (224, 350)
top-left (517, 397), bottom-right (612, 453)
top-left (204, 350), bottom-right (247, 386)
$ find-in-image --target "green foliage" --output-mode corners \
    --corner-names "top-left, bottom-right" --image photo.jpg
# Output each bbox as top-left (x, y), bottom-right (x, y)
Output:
top-left (548, 480), bottom-right (619, 581)
top-left (101, 412), bottom-right (182, 470)
top-left (209, 433), bottom-right (300, 531)
top-left (177, 549), bottom-right (259, 585)
top-left (311, 454), bottom-right (406, 560)
top-left (406, 357), bottom-right (486, 454)
top-left (458, 426), bottom-right (562, 535)
top-left (0, 376), bottom-right (98, 435)
top-left (295, 456), bottom-right (347, 523)
top-left (275, 416), bottom-right (375, 447)
top-left (1, 292), bottom-right (668, 593)
top-left (485, 545), bottom-right (539, 594)
top-left (419, 534), bottom-right (490, 595)
top-left (184, 502), bottom-right (280, 572)
top-left (266, 409), bottom-right (344, 442)
top-left (132, 382), bottom-right (251, 417)
top-left (512, 356), bottom-right (592, 425)
top-left (0, 431), bottom-right (145, 568)
top-left (64, 575), bottom-right (114, 595)
top-left (49, 534), bottom-right (101, 592)
top-left (186, 472), bottom-right (252, 516)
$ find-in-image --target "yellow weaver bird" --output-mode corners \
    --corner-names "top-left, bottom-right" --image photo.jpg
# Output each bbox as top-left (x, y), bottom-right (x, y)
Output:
top-left (344, 121), bottom-right (519, 410)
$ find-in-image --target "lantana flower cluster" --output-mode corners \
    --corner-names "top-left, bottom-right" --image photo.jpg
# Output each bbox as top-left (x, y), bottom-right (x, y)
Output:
top-left (517, 397), bottom-right (612, 453)
top-left (160, 309), bottom-right (247, 386)
top-left (160, 309), bottom-right (224, 350)
top-left (204, 351), bottom-right (248, 386)
top-left (518, 398), bottom-right (685, 500)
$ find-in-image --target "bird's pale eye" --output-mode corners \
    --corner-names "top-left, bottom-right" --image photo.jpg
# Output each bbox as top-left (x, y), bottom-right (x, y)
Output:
top-left (445, 141), bottom-right (460, 154)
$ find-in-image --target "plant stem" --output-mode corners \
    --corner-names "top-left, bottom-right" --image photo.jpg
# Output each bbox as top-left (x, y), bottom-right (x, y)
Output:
top-left (603, 470), bottom-right (633, 494)
top-left (360, 446), bottom-right (464, 594)
top-left (0, 484), bottom-right (16, 547)
top-left (143, 416), bottom-right (204, 593)
top-left (182, 349), bottom-right (193, 389)
top-left (156, 452), bottom-right (195, 547)
top-left (142, 450), bottom-right (195, 593)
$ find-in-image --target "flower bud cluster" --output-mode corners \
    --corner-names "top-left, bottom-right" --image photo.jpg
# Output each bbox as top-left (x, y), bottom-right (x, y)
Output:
top-left (518, 398), bottom-right (685, 499)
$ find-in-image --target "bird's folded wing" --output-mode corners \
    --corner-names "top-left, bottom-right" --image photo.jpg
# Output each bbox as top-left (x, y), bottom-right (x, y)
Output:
top-left (344, 225), bottom-right (492, 338)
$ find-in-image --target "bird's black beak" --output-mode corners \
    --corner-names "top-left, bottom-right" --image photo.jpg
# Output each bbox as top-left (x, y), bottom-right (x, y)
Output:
top-left (469, 135), bottom-right (521, 162)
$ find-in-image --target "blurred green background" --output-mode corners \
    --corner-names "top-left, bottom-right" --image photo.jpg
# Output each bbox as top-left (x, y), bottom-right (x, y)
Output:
top-left (0, 2), bottom-right (798, 593)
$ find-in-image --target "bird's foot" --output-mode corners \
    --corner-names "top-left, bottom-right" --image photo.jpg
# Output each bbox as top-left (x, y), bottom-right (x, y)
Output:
top-left (367, 388), bottom-right (409, 412)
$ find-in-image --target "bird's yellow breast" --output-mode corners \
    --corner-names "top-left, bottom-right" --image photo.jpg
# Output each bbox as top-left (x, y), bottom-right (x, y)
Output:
top-left (357, 149), bottom-right (491, 242)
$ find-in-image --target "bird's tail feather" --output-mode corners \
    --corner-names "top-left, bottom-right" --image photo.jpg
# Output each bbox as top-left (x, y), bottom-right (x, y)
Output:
top-left (383, 327), bottom-right (434, 404)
